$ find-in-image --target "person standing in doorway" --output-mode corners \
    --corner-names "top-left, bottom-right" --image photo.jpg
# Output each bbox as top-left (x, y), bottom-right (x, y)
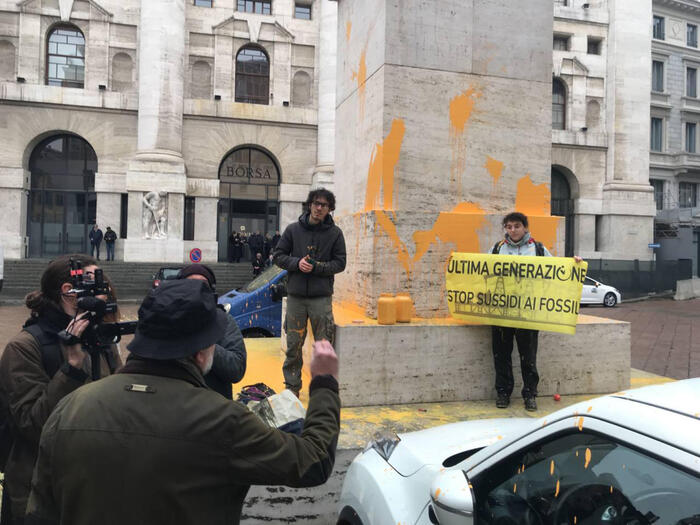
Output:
top-left (272, 188), bottom-right (346, 397)
top-left (489, 212), bottom-right (582, 412)
top-left (89, 224), bottom-right (103, 260)
top-left (252, 252), bottom-right (264, 277)
top-left (104, 226), bottom-right (117, 261)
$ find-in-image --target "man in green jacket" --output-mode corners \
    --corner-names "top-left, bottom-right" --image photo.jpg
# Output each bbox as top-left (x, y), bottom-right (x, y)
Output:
top-left (25, 279), bottom-right (341, 525)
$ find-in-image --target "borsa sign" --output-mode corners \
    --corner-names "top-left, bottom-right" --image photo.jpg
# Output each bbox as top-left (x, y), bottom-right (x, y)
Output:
top-left (445, 253), bottom-right (588, 335)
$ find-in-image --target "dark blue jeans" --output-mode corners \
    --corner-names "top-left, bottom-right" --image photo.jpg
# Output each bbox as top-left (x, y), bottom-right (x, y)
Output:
top-left (106, 242), bottom-right (114, 261)
top-left (91, 242), bottom-right (101, 259)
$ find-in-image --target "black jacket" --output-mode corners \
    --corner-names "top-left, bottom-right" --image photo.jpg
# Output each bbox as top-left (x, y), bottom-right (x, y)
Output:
top-left (205, 314), bottom-right (246, 399)
top-left (272, 213), bottom-right (346, 297)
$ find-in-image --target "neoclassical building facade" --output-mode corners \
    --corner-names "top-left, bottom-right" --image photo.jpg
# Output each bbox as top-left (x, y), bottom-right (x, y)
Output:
top-left (0, 0), bottom-right (336, 261)
top-left (0, 0), bottom-right (657, 263)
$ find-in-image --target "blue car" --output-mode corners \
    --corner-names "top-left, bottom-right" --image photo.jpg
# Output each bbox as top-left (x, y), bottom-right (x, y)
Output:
top-left (218, 265), bottom-right (287, 337)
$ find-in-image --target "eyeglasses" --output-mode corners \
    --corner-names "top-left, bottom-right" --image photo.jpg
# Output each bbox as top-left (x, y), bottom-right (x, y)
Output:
top-left (311, 201), bottom-right (330, 209)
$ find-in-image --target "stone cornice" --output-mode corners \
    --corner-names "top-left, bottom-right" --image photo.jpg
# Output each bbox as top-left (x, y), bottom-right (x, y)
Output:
top-left (655, 0), bottom-right (700, 15)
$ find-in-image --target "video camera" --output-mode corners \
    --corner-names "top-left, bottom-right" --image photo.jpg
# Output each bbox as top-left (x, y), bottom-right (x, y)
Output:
top-left (65, 258), bottom-right (136, 351)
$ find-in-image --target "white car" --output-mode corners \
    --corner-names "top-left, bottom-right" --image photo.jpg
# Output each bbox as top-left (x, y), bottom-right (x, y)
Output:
top-left (581, 276), bottom-right (621, 307)
top-left (337, 379), bottom-right (700, 525)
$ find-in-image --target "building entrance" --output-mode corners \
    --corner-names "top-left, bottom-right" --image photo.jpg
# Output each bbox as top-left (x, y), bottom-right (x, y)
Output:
top-left (27, 135), bottom-right (97, 258)
top-left (217, 146), bottom-right (279, 262)
top-left (551, 167), bottom-right (574, 257)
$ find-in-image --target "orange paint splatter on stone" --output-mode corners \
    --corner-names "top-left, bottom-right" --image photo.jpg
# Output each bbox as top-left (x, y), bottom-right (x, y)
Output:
top-left (346, 21), bottom-right (352, 42)
top-left (584, 448), bottom-right (592, 469)
top-left (513, 174), bottom-right (559, 254)
top-left (485, 157), bottom-right (504, 186)
top-left (449, 88), bottom-right (480, 134)
top-left (448, 88), bottom-right (481, 199)
top-left (351, 48), bottom-right (367, 120)
top-left (364, 119), bottom-right (405, 212)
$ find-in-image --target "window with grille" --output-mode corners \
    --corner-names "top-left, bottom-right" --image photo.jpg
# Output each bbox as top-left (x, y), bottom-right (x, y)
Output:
top-left (47, 25), bottom-right (85, 88)
top-left (553, 35), bottom-right (569, 51)
top-left (651, 117), bottom-right (663, 152)
top-left (294, 3), bottom-right (311, 19)
top-left (652, 60), bottom-right (664, 92)
top-left (653, 15), bottom-right (665, 39)
top-left (651, 179), bottom-right (664, 210)
top-left (680, 182), bottom-right (697, 208)
top-left (552, 79), bottom-right (566, 130)
top-left (237, 0), bottom-right (271, 14)
top-left (688, 67), bottom-right (697, 97)
top-left (687, 122), bottom-right (697, 153)
top-left (235, 45), bottom-right (270, 105)
top-left (689, 24), bottom-right (698, 47)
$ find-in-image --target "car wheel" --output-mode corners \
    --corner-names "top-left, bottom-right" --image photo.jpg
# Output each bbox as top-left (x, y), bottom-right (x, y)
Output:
top-left (603, 292), bottom-right (617, 307)
top-left (337, 507), bottom-right (363, 525)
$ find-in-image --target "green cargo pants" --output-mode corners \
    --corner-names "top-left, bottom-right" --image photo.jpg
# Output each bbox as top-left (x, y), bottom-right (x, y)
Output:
top-left (283, 294), bottom-right (335, 394)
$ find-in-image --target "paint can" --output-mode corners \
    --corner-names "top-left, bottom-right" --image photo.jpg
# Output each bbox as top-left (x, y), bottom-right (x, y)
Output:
top-left (395, 293), bottom-right (413, 323)
top-left (377, 293), bottom-right (397, 325)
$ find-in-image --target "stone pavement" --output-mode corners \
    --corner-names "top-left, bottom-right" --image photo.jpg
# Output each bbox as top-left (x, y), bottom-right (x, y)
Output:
top-left (585, 298), bottom-right (700, 380)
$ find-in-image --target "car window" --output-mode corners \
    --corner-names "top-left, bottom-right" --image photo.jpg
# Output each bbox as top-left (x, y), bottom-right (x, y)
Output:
top-left (244, 265), bottom-right (284, 293)
top-left (584, 277), bottom-right (595, 285)
top-left (162, 268), bottom-right (181, 280)
top-left (472, 430), bottom-right (700, 525)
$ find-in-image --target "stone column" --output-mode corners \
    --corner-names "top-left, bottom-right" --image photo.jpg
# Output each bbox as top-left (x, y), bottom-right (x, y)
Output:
top-left (312, 0), bottom-right (337, 189)
top-left (124, 0), bottom-right (187, 262)
top-left (601, 0), bottom-right (656, 260)
top-left (334, 0), bottom-right (562, 317)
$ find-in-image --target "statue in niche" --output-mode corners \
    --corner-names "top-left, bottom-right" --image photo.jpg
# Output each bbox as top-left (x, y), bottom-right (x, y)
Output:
top-left (142, 191), bottom-right (168, 239)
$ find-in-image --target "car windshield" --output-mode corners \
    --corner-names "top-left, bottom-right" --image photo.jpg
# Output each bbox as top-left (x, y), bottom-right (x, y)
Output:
top-left (162, 268), bottom-right (181, 280)
top-left (243, 265), bottom-right (284, 293)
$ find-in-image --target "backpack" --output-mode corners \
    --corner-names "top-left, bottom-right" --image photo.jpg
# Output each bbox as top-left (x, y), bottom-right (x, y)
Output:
top-left (491, 239), bottom-right (545, 256)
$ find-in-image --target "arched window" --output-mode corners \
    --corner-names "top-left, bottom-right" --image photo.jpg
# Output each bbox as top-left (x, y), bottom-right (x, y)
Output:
top-left (235, 45), bottom-right (269, 105)
top-left (191, 60), bottom-right (212, 99)
top-left (552, 78), bottom-right (566, 130)
top-left (47, 25), bottom-right (85, 88)
top-left (292, 70), bottom-right (311, 106)
top-left (111, 52), bottom-right (133, 92)
top-left (28, 134), bottom-right (97, 257)
top-left (0, 40), bottom-right (16, 81)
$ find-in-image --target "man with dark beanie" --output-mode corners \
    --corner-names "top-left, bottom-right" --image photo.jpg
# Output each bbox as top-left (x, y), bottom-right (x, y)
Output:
top-left (26, 279), bottom-right (341, 525)
top-left (177, 263), bottom-right (246, 398)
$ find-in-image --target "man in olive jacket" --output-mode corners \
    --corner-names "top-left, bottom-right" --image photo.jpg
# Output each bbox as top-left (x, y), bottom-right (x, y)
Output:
top-left (25, 279), bottom-right (341, 525)
top-left (272, 188), bottom-right (346, 396)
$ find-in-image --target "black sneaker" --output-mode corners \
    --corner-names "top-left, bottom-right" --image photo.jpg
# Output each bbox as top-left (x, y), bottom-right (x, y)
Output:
top-left (496, 394), bottom-right (510, 409)
top-left (524, 397), bottom-right (537, 412)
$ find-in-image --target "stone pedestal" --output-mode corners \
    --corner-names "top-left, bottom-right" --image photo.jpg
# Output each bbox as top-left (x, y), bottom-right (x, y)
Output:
top-left (334, 0), bottom-right (560, 315)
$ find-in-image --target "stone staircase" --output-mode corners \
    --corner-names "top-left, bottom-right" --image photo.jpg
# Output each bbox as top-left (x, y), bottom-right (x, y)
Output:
top-left (1, 259), bottom-right (254, 301)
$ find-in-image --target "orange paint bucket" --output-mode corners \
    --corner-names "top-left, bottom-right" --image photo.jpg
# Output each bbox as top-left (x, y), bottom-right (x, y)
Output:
top-left (396, 293), bottom-right (413, 323)
top-left (377, 293), bottom-right (397, 325)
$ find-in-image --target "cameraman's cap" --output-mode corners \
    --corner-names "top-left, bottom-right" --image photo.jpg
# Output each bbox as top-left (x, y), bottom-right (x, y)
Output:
top-left (127, 279), bottom-right (227, 360)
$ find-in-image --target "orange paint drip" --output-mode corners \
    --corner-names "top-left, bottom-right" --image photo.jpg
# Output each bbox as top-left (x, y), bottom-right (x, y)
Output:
top-left (584, 448), bottom-right (592, 469)
top-left (555, 480), bottom-right (560, 497)
top-left (346, 21), bottom-right (352, 42)
top-left (434, 488), bottom-right (441, 500)
top-left (449, 88), bottom-right (480, 134)
top-left (513, 483), bottom-right (517, 493)
top-left (485, 157), bottom-right (504, 186)
top-left (587, 406), bottom-right (593, 413)
top-left (577, 417), bottom-right (584, 431)
top-left (550, 460), bottom-right (555, 476)
top-left (351, 48), bottom-right (367, 120)
top-left (364, 119), bottom-right (406, 212)
top-left (515, 174), bottom-right (551, 216)
top-left (375, 210), bottom-right (413, 277)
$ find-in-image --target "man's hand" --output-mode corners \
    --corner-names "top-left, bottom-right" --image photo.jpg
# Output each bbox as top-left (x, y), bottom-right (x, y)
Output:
top-left (310, 340), bottom-right (339, 380)
top-left (63, 312), bottom-right (90, 368)
top-left (298, 256), bottom-right (314, 273)
top-left (573, 256), bottom-right (583, 263)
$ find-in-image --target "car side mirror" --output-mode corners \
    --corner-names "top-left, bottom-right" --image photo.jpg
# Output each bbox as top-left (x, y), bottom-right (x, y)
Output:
top-left (430, 470), bottom-right (474, 525)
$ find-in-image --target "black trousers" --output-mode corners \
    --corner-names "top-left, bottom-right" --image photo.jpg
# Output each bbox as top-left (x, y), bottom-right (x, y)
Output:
top-left (491, 326), bottom-right (539, 398)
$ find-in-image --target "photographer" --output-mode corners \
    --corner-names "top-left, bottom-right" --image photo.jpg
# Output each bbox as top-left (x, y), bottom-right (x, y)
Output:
top-left (0, 254), bottom-right (121, 524)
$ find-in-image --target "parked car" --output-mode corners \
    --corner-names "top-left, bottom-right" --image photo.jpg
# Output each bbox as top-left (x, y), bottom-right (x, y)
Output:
top-left (151, 266), bottom-right (183, 288)
top-left (218, 264), bottom-right (287, 337)
top-left (581, 276), bottom-right (621, 307)
top-left (337, 378), bottom-right (700, 525)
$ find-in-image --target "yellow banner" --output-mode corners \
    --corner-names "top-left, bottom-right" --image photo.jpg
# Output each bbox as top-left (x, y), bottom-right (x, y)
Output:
top-left (446, 253), bottom-right (588, 335)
